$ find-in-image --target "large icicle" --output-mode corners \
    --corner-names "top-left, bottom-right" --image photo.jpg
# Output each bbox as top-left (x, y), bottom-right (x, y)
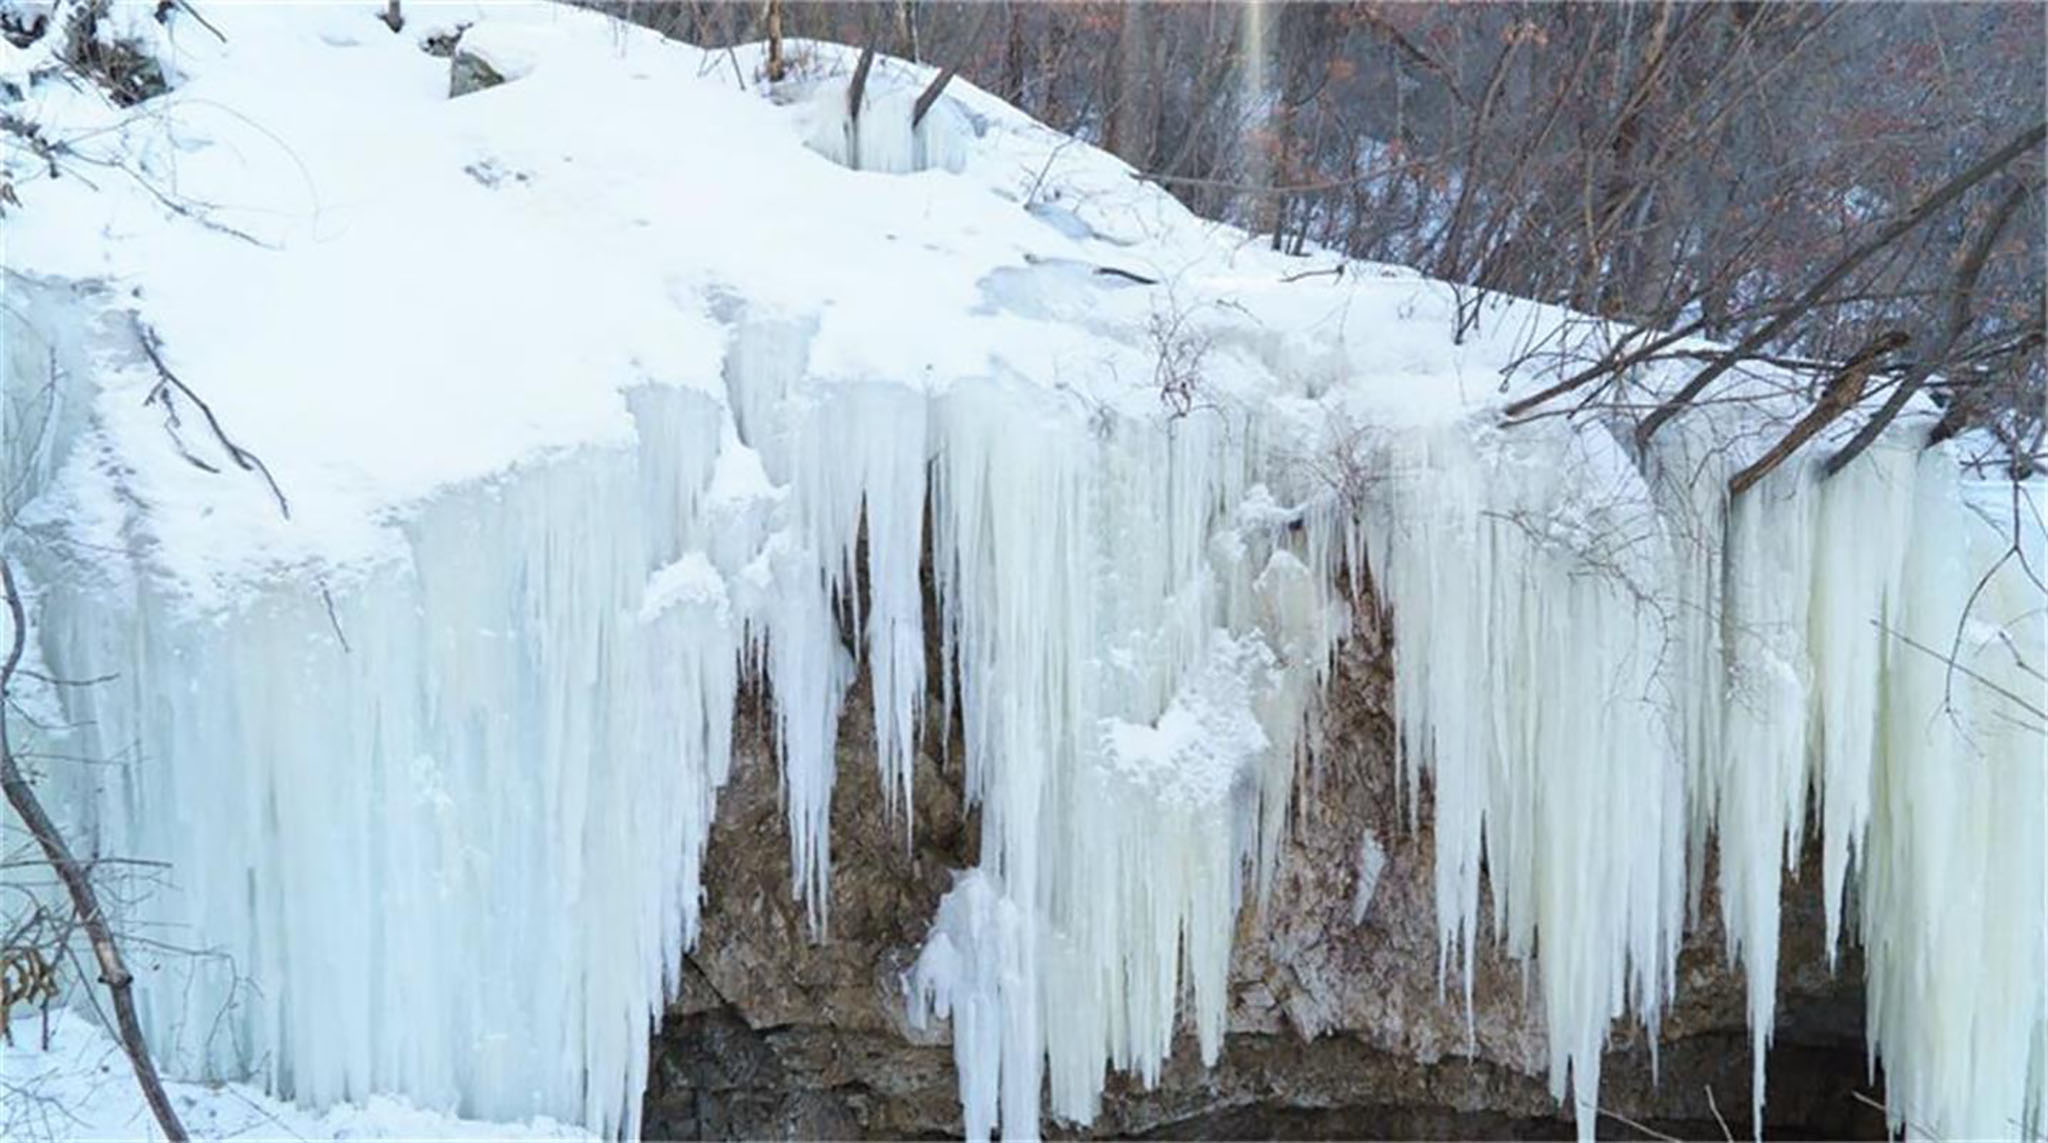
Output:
top-left (1352, 420), bottom-right (1687, 1130)
top-left (1859, 460), bottom-right (2045, 1141)
top-left (1806, 442), bottom-right (1916, 960)
top-left (1348, 405), bottom-right (2045, 1141)
top-left (1717, 462), bottom-right (1821, 1134)
top-left (914, 377), bottom-right (1336, 1138)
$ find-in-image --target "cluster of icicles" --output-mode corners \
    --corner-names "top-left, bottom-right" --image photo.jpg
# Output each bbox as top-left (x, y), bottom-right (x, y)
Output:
top-left (24, 314), bottom-right (2045, 1143)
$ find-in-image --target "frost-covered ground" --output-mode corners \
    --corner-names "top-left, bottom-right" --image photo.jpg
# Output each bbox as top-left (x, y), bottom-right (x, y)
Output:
top-left (2, 1012), bottom-right (590, 1142)
top-left (1, 3), bottom-right (2041, 1142)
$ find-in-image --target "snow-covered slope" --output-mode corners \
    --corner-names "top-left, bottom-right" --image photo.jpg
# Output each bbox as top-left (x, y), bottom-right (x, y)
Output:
top-left (2, 1011), bottom-right (591, 1142)
top-left (2, 4), bottom-right (2041, 1141)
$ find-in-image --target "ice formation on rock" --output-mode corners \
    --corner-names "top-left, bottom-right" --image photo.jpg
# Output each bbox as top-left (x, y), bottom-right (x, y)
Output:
top-left (1353, 413), bottom-right (2045, 1140)
top-left (2, 7), bottom-right (2041, 1143)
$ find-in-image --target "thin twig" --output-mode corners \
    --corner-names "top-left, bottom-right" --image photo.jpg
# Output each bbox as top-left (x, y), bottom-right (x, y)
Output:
top-left (1850, 1088), bottom-right (1943, 1139)
top-left (1280, 264), bottom-right (1345, 285)
top-left (132, 316), bottom-right (291, 520)
top-left (1879, 617), bottom-right (2047, 724)
top-left (14, 669), bottom-right (118, 688)
top-left (166, 0), bottom-right (226, 43)
top-left (1705, 1085), bottom-right (1734, 1143)
top-left (1597, 1104), bottom-right (1683, 1143)
top-left (319, 585), bottom-right (350, 654)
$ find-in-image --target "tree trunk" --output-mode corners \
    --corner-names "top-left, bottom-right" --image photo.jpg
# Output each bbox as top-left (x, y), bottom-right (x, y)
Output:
top-left (1000, 0), bottom-right (1027, 110)
top-left (1101, 2), bottom-right (1127, 158)
top-left (1039, 14), bottom-right (1070, 132)
top-left (895, 0), bottom-right (917, 64)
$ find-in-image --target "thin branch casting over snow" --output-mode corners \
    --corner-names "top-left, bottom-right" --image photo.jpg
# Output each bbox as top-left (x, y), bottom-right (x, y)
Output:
top-left (132, 315), bottom-right (291, 520)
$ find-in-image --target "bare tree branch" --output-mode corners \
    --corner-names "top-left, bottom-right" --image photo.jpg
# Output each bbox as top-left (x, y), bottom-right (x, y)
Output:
top-left (133, 315), bottom-right (291, 520)
top-left (1633, 121), bottom-right (2045, 449)
top-left (1728, 329), bottom-right (1910, 496)
top-left (0, 560), bottom-right (188, 1141)
top-left (846, 40), bottom-right (876, 121)
top-left (912, 0), bottom-right (992, 130)
top-left (1824, 179), bottom-right (2035, 476)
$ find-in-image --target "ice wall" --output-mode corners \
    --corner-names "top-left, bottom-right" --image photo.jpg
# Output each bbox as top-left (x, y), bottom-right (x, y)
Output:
top-left (3, 17), bottom-right (2040, 1142)
top-left (27, 385), bottom-right (736, 1137)
top-left (14, 286), bottom-right (2045, 1143)
top-left (15, 286), bottom-right (1345, 1138)
top-left (1350, 414), bottom-right (2045, 1142)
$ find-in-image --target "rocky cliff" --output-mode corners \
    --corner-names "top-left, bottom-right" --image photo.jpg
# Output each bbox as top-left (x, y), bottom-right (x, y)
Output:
top-left (645, 608), bottom-right (1883, 1140)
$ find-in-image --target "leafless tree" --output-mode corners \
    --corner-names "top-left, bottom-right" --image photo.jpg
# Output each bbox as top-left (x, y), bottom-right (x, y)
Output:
top-left (570, 3), bottom-right (2048, 473)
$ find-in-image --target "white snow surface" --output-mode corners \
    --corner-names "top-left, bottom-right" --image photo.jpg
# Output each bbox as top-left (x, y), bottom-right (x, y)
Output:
top-left (2, 1011), bottom-right (589, 1142)
top-left (1, 5), bottom-right (2042, 1142)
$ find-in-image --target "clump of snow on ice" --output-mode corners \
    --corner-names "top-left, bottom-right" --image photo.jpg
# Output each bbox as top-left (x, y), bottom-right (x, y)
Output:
top-left (639, 552), bottom-right (727, 624)
top-left (1100, 633), bottom-right (1272, 808)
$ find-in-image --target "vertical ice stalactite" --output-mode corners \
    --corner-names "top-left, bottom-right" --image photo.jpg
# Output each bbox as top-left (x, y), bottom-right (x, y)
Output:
top-left (749, 530), bottom-right (854, 932)
top-left (30, 394), bottom-right (745, 1137)
top-left (723, 311), bottom-right (846, 935)
top-left (1354, 408), bottom-right (2043, 1142)
top-left (1805, 442), bottom-right (1915, 961)
top-left (632, 549), bottom-right (740, 1114)
top-left (915, 379), bottom-right (1330, 1139)
top-left (1859, 457), bottom-right (2045, 1141)
top-left (790, 383), bottom-right (929, 824)
top-left (1717, 463), bottom-right (1820, 1135)
top-left (1353, 420), bottom-right (1687, 1136)
top-left (1643, 427), bottom-right (1728, 931)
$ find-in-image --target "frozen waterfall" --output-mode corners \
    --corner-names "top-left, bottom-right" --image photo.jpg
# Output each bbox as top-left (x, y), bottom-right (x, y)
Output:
top-left (16, 300), bottom-right (2043, 1140)
top-left (2, 8), bottom-right (2041, 1142)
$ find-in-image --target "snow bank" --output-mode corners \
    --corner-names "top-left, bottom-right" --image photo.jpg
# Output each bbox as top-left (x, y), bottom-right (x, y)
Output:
top-left (2, 1011), bottom-right (591, 1142)
top-left (2, 4), bottom-right (2041, 1142)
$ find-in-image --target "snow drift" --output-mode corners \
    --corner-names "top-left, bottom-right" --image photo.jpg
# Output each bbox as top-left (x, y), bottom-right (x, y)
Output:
top-left (1, 4), bottom-right (2041, 1141)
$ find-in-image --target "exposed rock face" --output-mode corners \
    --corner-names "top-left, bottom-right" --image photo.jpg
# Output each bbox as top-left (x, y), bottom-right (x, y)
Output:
top-left (645, 615), bottom-right (1883, 1140)
top-left (448, 48), bottom-right (504, 97)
